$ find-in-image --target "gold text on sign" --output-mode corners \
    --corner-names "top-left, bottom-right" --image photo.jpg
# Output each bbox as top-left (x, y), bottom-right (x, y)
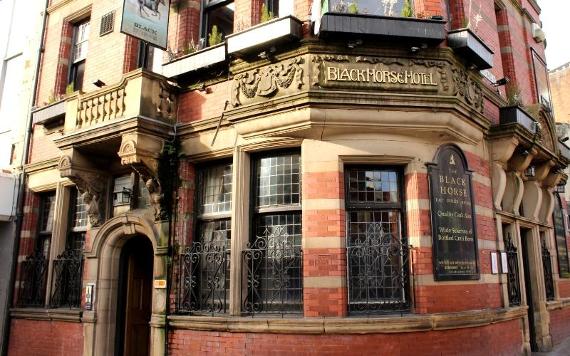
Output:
top-left (326, 66), bottom-right (438, 86)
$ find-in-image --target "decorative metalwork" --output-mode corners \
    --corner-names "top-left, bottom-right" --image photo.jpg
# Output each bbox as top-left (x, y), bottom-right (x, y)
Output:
top-left (504, 234), bottom-right (521, 306)
top-left (18, 253), bottom-right (48, 307)
top-left (178, 241), bottom-right (230, 315)
top-left (242, 226), bottom-right (303, 315)
top-left (541, 239), bottom-right (555, 301)
top-left (49, 248), bottom-right (84, 308)
top-left (347, 223), bottom-right (410, 314)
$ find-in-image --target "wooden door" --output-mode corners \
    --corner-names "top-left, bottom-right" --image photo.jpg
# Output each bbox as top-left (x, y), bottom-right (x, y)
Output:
top-left (117, 237), bottom-right (153, 356)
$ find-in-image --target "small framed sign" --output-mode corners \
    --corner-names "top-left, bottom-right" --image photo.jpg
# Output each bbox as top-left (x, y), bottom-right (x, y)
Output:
top-left (154, 279), bottom-right (167, 289)
top-left (501, 252), bottom-right (508, 273)
top-left (121, 0), bottom-right (170, 50)
top-left (85, 283), bottom-right (95, 310)
top-left (491, 252), bottom-right (499, 274)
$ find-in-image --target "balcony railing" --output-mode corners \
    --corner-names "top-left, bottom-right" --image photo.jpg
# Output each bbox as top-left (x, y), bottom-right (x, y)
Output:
top-left (65, 69), bottom-right (176, 131)
top-left (49, 249), bottom-right (84, 308)
top-left (18, 253), bottom-right (48, 308)
top-left (242, 226), bottom-right (303, 316)
top-left (178, 241), bottom-right (230, 315)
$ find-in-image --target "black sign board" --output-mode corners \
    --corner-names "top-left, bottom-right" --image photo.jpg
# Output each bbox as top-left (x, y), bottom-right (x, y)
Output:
top-left (428, 145), bottom-right (479, 281)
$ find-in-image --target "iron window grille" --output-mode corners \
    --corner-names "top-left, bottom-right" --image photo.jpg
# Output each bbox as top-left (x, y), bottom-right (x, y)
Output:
top-left (504, 233), bottom-right (521, 306)
top-left (50, 189), bottom-right (86, 308)
top-left (553, 193), bottom-right (570, 278)
top-left (18, 192), bottom-right (55, 307)
top-left (243, 152), bottom-right (302, 316)
top-left (345, 167), bottom-right (411, 314)
top-left (178, 163), bottom-right (232, 315)
top-left (541, 238), bottom-right (555, 301)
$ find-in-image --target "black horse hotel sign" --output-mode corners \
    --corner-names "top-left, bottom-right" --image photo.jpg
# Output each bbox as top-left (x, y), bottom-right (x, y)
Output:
top-left (428, 145), bottom-right (480, 281)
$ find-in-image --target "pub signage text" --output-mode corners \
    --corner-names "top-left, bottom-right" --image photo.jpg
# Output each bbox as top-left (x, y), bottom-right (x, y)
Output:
top-left (428, 145), bottom-right (479, 281)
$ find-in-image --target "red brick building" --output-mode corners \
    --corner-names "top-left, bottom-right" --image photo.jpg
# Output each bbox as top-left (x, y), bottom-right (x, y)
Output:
top-left (8, 0), bottom-right (570, 355)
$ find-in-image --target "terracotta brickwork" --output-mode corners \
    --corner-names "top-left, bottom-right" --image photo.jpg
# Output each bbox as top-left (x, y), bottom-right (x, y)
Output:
top-left (550, 63), bottom-right (570, 124)
top-left (549, 307), bottom-right (570, 346)
top-left (169, 319), bottom-right (522, 355)
top-left (8, 319), bottom-right (83, 356)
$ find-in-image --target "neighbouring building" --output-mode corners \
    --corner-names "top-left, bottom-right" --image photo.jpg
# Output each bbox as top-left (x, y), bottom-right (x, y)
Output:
top-left (551, 63), bottom-right (570, 204)
top-left (0, 0), bottom-right (47, 353)
top-left (7, 0), bottom-right (570, 355)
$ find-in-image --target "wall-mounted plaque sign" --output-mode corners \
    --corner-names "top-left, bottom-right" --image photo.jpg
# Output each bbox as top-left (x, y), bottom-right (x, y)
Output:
top-left (121, 0), bottom-right (170, 49)
top-left (428, 145), bottom-right (479, 281)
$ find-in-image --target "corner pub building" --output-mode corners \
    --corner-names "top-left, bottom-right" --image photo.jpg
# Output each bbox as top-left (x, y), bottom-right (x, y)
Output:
top-left (8, 0), bottom-right (570, 355)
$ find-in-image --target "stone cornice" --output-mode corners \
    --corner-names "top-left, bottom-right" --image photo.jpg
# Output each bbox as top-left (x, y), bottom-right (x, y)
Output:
top-left (168, 307), bottom-right (526, 334)
top-left (10, 308), bottom-right (82, 323)
top-left (546, 298), bottom-right (570, 311)
top-left (23, 158), bottom-right (59, 174)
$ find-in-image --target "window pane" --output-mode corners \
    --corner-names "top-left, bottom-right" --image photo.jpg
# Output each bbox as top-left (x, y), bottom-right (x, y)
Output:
top-left (113, 175), bottom-right (132, 207)
top-left (73, 189), bottom-right (88, 229)
top-left (554, 194), bottom-right (570, 276)
top-left (328, 0), bottom-right (410, 16)
top-left (200, 163), bottom-right (233, 214)
top-left (204, 3), bottom-right (234, 42)
top-left (347, 168), bottom-right (399, 204)
top-left (73, 21), bottom-right (90, 62)
top-left (256, 153), bottom-right (300, 207)
top-left (40, 192), bottom-right (56, 233)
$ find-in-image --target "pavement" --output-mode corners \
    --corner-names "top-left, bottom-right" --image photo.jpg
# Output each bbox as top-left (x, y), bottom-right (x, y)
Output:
top-left (533, 337), bottom-right (570, 356)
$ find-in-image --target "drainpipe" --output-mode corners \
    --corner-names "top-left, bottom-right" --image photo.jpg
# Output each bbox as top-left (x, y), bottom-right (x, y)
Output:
top-left (2, 0), bottom-right (50, 354)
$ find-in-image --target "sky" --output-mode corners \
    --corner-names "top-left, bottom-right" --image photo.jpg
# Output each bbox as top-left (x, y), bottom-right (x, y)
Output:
top-left (540, 1), bottom-right (570, 70)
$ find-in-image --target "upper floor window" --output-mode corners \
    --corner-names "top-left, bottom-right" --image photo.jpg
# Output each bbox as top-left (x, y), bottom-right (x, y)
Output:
top-left (345, 167), bottom-right (410, 314)
top-left (531, 49), bottom-right (552, 110)
top-left (265, 0), bottom-right (294, 18)
top-left (201, 0), bottom-right (234, 46)
top-left (69, 20), bottom-right (90, 91)
top-left (37, 192), bottom-right (56, 257)
top-left (68, 188), bottom-right (88, 251)
top-left (324, 0), bottom-right (413, 16)
top-left (243, 152), bottom-right (302, 315)
top-left (553, 193), bottom-right (570, 278)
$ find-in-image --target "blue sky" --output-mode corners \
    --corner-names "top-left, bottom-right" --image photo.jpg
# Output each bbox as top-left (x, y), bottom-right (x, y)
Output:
top-left (541, 1), bottom-right (570, 69)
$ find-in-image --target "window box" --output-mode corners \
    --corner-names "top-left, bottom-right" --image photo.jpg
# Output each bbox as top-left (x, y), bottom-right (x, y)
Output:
top-left (499, 106), bottom-right (538, 135)
top-left (162, 43), bottom-right (227, 79)
top-left (318, 13), bottom-right (446, 43)
top-left (447, 28), bottom-right (494, 70)
top-left (226, 16), bottom-right (303, 57)
top-left (32, 100), bottom-right (66, 126)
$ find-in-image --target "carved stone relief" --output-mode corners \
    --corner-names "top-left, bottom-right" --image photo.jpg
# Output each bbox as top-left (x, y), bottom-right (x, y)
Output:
top-left (450, 68), bottom-right (484, 113)
top-left (231, 57), bottom-right (305, 107)
top-left (157, 80), bottom-right (177, 121)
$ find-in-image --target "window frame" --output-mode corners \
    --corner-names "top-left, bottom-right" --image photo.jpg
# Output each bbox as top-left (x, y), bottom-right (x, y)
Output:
top-left (200, 0), bottom-right (234, 44)
top-left (344, 165), bottom-right (411, 315)
top-left (68, 19), bottom-right (90, 91)
top-left (531, 48), bottom-right (553, 110)
top-left (37, 191), bottom-right (57, 257)
top-left (553, 192), bottom-right (570, 278)
top-left (245, 149), bottom-right (303, 316)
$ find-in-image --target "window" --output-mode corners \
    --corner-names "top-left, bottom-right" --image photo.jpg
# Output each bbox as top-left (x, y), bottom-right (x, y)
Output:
top-left (243, 152), bottom-right (302, 315)
top-left (113, 174), bottom-right (133, 215)
top-left (201, 0), bottom-right (234, 45)
top-left (69, 20), bottom-right (90, 91)
top-left (345, 167), bottom-right (410, 314)
top-left (531, 49), bottom-right (552, 110)
top-left (179, 162), bottom-right (232, 314)
top-left (68, 188), bottom-right (88, 251)
top-left (324, 0), bottom-right (413, 16)
top-left (37, 192), bottom-right (57, 257)
top-left (137, 41), bottom-right (154, 70)
top-left (553, 193), bottom-right (570, 278)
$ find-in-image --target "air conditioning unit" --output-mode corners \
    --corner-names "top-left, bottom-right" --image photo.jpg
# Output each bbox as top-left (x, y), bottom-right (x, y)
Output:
top-left (532, 23), bottom-right (546, 43)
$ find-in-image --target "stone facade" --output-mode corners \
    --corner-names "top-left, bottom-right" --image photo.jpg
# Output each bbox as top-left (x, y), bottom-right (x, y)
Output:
top-left (7, 0), bottom-right (570, 355)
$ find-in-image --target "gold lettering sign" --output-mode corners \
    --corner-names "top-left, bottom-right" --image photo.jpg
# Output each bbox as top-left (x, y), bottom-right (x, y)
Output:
top-left (326, 66), bottom-right (438, 86)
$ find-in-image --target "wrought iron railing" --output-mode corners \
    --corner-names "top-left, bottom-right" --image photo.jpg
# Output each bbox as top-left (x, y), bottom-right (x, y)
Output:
top-left (242, 226), bottom-right (303, 315)
top-left (178, 241), bottom-right (230, 315)
top-left (541, 239), bottom-right (555, 301)
top-left (504, 234), bottom-right (521, 306)
top-left (347, 223), bottom-right (410, 314)
top-left (49, 249), bottom-right (84, 308)
top-left (18, 253), bottom-right (48, 307)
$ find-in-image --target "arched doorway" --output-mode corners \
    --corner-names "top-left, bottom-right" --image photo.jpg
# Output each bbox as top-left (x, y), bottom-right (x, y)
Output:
top-left (115, 236), bottom-right (154, 356)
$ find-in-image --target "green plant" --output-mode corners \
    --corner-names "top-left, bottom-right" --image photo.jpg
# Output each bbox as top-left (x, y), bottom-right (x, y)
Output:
top-left (347, 2), bottom-right (358, 14)
top-left (260, 3), bottom-right (275, 23)
top-left (66, 83), bottom-right (75, 95)
top-left (401, 0), bottom-right (414, 17)
top-left (208, 25), bottom-right (223, 47)
top-left (47, 91), bottom-right (56, 104)
top-left (506, 84), bottom-right (522, 106)
top-left (184, 39), bottom-right (198, 55)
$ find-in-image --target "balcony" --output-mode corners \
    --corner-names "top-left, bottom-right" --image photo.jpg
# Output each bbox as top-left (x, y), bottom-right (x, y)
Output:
top-left (162, 43), bottom-right (227, 79)
top-left (226, 16), bottom-right (303, 57)
top-left (316, 0), bottom-right (446, 43)
top-left (447, 29), bottom-right (494, 70)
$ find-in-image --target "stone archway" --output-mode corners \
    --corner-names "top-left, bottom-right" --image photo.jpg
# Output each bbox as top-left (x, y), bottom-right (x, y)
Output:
top-left (82, 213), bottom-right (168, 356)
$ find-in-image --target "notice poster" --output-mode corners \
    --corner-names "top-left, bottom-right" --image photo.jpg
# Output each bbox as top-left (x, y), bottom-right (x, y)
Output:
top-left (121, 0), bottom-right (170, 49)
top-left (428, 145), bottom-right (480, 281)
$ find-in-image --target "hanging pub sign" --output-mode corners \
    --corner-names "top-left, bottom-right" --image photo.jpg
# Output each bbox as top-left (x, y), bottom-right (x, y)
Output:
top-left (120, 0), bottom-right (170, 50)
top-left (427, 145), bottom-right (480, 281)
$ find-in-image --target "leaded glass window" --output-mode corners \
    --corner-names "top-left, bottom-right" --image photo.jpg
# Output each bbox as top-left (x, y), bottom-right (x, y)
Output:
top-left (243, 152), bottom-right (302, 315)
top-left (553, 193), bottom-right (570, 278)
top-left (345, 167), bottom-right (410, 314)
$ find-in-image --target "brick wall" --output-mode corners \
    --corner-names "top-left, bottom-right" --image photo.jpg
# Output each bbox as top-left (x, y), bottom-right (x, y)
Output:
top-left (550, 64), bottom-right (570, 124)
top-left (169, 319), bottom-right (523, 355)
top-left (549, 306), bottom-right (570, 346)
top-left (8, 319), bottom-right (83, 356)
